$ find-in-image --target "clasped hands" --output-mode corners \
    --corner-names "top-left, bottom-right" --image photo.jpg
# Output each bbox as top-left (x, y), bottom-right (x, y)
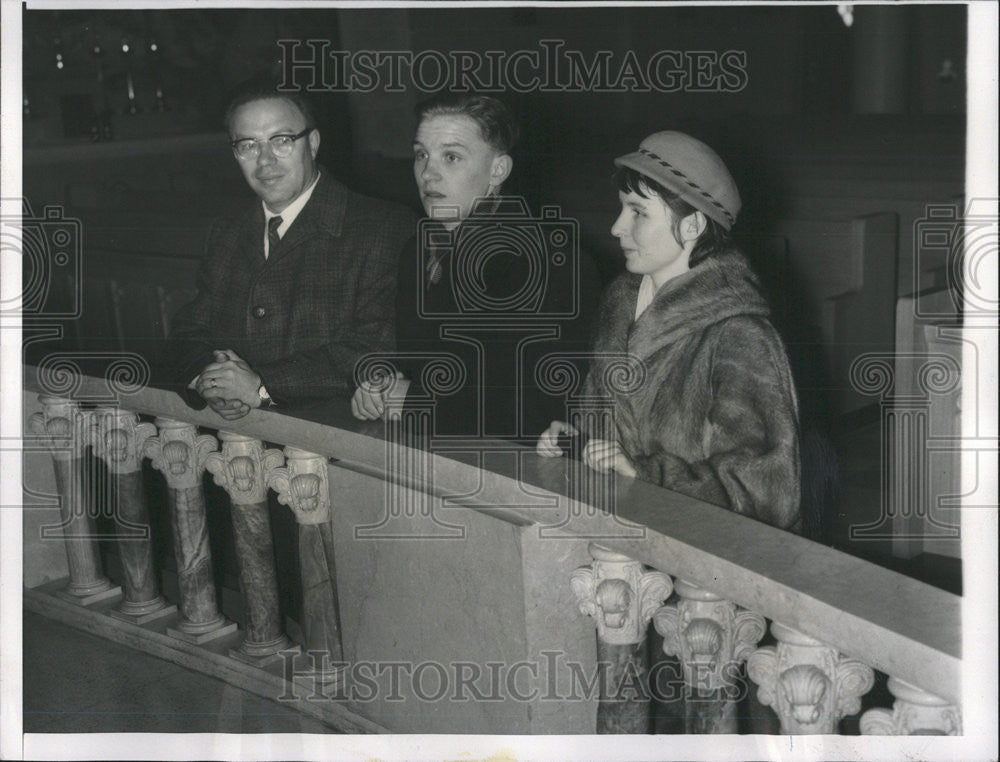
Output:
top-left (535, 420), bottom-right (637, 478)
top-left (192, 349), bottom-right (262, 421)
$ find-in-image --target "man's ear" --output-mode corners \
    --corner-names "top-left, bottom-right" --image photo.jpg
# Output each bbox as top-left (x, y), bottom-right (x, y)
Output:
top-left (308, 128), bottom-right (321, 159)
top-left (490, 153), bottom-right (513, 187)
top-left (681, 211), bottom-right (707, 243)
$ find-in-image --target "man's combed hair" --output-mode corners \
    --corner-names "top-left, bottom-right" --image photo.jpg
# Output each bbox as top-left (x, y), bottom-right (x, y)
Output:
top-left (614, 165), bottom-right (731, 268)
top-left (415, 93), bottom-right (519, 155)
top-left (223, 79), bottom-right (318, 135)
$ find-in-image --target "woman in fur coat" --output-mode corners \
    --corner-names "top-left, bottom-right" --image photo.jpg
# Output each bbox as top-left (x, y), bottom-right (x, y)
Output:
top-left (537, 131), bottom-right (801, 531)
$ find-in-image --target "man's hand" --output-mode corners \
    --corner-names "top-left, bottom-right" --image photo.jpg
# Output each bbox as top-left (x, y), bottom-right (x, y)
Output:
top-left (196, 349), bottom-right (262, 408)
top-left (583, 438), bottom-right (637, 478)
top-left (536, 420), bottom-right (579, 457)
top-left (351, 372), bottom-right (411, 421)
top-left (206, 396), bottom-right (253, 421)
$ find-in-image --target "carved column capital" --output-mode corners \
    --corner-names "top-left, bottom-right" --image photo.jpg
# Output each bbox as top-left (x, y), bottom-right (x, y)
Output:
top-left (90, 408), bottom-right (157, 475)
top-left (144, 418), bottom-right (217, 489)
top-left (747, 621), bottom-right (875, 734)
top-left (860, 677), bottom-right (961, 735)
top-left (28, 395), bottom-right (90, 461)
top-left (570, 543), bottom-right (672, 645)
top-left (205, 432), bottom-right (284, 505)
top-left (653, 578), bottom-right (766, 691)
top-left (266, 447), bottom-right (331, 525)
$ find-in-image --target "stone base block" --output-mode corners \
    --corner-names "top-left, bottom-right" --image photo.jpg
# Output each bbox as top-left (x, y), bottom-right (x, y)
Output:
top-left (292, 665), bottom-right (346, 700)
top-left (167, 619), bottom-right (238, 645)
top-left (109, 602), bottom-right (178, 626)
top-left (55, 584), bottom-right (122, 608)
top-left (230, 637), bottom-right (299, 668)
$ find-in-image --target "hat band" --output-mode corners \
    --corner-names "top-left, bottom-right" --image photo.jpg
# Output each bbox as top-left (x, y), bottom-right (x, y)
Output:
top-left (637, 147), bottom-right (735, 227)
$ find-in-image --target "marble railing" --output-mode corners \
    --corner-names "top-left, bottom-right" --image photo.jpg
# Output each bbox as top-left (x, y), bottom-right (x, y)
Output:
top-left (22, 367), bottom-right (961, 735)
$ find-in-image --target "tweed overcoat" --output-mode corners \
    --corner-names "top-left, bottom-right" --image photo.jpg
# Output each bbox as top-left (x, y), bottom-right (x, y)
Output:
top-left (580, 250), bottom-right (801, 530)
top-left (168, 172), bottom-right (416, 406)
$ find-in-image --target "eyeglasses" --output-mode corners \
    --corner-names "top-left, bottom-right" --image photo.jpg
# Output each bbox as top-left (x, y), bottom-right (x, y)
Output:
top-left (230, 128), bottom-right (313, 160)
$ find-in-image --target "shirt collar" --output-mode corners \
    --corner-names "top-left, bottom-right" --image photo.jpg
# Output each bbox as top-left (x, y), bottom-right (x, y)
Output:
top-left (263, 169), bottom-right (321, 237)
top-left (634, 274), bottom-right (656, 321)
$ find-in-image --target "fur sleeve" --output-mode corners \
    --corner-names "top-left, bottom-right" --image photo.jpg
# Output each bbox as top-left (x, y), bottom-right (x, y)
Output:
top-left (632, 317), bottom-right (801, 530)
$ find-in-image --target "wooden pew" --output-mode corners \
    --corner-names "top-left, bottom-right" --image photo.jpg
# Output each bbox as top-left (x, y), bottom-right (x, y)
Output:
top-left (769, 212), bottom-right (899, 419)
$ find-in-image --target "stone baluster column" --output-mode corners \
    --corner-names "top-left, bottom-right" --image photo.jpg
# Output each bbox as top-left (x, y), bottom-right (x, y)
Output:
top-left (747, 621), bottom-right (875, 734)
top-left (570, 543), bottom-right (673, 733)
top-left (860, 677), bottom-right (962, 735)
top-left (91, 407), bottom-right (176, 624)
top-left (145, 418), bottom-right (236, 644)
top-left (28, 396), bottom-right (121, 606)
top-left (205, 432), bottom-right (295, 666)
top-left (268, 447), bottom-right (343, 686)
top-left (653, 579), bottom-right (766, 733)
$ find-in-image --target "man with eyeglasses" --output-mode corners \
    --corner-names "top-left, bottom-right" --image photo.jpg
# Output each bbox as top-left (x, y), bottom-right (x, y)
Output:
top-left (167, 80), bottom-right (415, 418)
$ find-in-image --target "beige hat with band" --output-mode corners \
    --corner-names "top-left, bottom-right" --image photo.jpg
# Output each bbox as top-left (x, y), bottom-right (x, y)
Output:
top-left (614, 131), bottom-right (741, 230)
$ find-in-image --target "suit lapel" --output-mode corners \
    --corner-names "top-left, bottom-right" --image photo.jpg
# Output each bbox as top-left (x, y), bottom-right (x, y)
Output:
top-left (230, 204), bottom-right (266, 267)
top-left (268, 172), bottom-right (347, 265)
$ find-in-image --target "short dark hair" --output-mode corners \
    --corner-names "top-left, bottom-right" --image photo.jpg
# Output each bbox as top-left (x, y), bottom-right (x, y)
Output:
top-left (614, 165), bottom-right (731, 268)
top-left (223, 79), bottom-right (318, 136)
top-left (414, 93), bottom-right (519, 154)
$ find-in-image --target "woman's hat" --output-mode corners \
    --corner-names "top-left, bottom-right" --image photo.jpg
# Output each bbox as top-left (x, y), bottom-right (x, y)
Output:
top-left (614, 131), bottom-right (741, 230)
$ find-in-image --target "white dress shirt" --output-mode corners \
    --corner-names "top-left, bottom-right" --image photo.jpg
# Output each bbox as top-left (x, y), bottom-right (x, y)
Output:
top-left (263, 170), bottom-right (321, 259)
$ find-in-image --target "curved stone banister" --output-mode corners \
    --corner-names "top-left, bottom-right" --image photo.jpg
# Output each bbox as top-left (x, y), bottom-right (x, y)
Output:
top-left (23, 366), bottom-right (961, 705)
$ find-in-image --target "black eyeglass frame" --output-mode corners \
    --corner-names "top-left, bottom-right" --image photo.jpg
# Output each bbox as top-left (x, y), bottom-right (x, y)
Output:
top-left (230, 127), bottom-right (314, 159)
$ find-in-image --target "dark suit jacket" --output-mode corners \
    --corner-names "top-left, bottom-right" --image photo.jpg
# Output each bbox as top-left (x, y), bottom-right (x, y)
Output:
top-left (394, 200), bottom-right (598, 443)
top-left (167, 172), bottom-right (416, 407)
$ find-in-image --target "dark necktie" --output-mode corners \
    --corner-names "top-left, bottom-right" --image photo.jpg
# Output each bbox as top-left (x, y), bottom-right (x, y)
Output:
top-left (426, 251), bottom-right (444, 287)
top-left (267, 215), bottom-right (283, 259)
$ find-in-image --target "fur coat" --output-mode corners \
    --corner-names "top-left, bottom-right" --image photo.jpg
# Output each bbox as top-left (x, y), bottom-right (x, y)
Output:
top-left (580, 250), bottom-right (801, 530)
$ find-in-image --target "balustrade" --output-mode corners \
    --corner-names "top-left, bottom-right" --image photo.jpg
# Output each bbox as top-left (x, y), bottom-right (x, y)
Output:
top-left (90, 407), bottom-right (176, 624)
top-left (205, 432), bottom-right (294, 665)
top-left (27, 396), bottom-right (121, 606)
top-left (268, 446), bottom-right (344, 686)
top-left (22, 373), bottom-right (963, 737)
top-left (653, 579), bottom-right (766, 733)
top-left (144, 418), bottom-right (236, 643)
top-left (747, 621), bottom-right (875, 734)
top-left (861, 677), bottom-right (962, 735)
top-left (571, 543), bottom-right (672, 733)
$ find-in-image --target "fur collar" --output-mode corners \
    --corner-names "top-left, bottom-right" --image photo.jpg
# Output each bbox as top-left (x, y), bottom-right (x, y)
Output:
top-left (603, 249), bottom-right (771, 356)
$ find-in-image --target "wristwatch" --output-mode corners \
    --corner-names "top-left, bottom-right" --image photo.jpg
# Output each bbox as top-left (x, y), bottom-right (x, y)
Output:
top-left (257, 383), bottom-right (274, 407)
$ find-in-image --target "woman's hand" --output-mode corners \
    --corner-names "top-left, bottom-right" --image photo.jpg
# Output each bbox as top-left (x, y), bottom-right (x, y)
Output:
top-left (583, 439), bottom-right (637, 478)
top-left (351, 372), bottom-right (411, 420)
top-left (536, 420), bottom-right (579, 457)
